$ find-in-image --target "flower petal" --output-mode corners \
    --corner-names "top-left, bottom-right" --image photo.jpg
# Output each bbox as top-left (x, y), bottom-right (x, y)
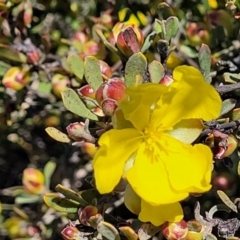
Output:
top-left (126, 142), bottom-right (188, 205)
top-left (120, 83), bottom-right (167, 130)
top-left (124, 184), bottom-right (141, 215)
top-left (161, 137), bottom-right (213, 193)
top-left (150, 66), bottom-right (221, 129)
top-left (139, 200), bottom-right (183, 226)
top-left (167, 119), bottom-right (203, 144)
top-left (93, 128), bottom-right (142, 194)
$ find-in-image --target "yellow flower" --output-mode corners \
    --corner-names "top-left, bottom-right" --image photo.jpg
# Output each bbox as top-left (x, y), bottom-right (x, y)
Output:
top-left (208, 0), bottom-right (218, 9)
top-left (93, 66), bottom-right (221, 225)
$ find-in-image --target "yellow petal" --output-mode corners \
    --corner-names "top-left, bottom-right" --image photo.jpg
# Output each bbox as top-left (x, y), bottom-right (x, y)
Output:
top-left (139, 200), bottom-right (183, 226)
top-left (167, 119), bottom-right (203, 144)
top-left (93, 128), bottom-right (142, 194)
top-left (120, 83), bottom-right (167, 130)
top-left (126, 142), bottom-right (188, 205)
top-left (124, 184), bottom-right (141, 215)
top-left (161, 137), bottom-right (213, 193)
top-left (150, 66), bottom-right (221, 129)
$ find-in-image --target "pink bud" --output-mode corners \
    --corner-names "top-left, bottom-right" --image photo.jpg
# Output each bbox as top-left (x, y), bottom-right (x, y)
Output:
top-left (162, 220), bottom-right (188, 240)
top-left (99, 60), bottom-right (113, 80)
top-left (77, 85), bottom-right (96, 99)
top-left (66, 122), bottom-right (95, 143)
top-left (101, 99), bottom-right (118, 116)
top-left (61, 226), bottom-right (79, 240)
top-left (27, 50), bottom-right (41, 64)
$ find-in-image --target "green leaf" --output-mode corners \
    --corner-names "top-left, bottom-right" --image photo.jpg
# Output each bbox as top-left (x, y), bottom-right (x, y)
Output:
top-left (220, 99), bottom-right (237, 116)
top-left (223, 73), bottom-right (240, 83)
top-left (0, 44), bottom-right (27, 63)
top-left (198, 44), bottom-right (211, 83)
top-left (67, 55), bottom-right (84, 80)
top-left (61, 88), bottom-right (98, 120)
top-left (125, 52), bottom-right (147, 87)
top-left (157, 2), bottom-right (174, 20)
top-left (79, 188), bottom-right (102, 203)
top-left (148, 60), bottom-right (164, 83)
top-left (0, 60), bottom-right (11, 76)
top-left (165, 16), bottom-right (179, 41)
top-left (45, 127), bottom-right (71, 143)
top-left (43, 160), bottom-right (56, 190)
top-left (15, 194), bottom-right (41, 204)
top-left (37, 82), bottom-right (52, 94)
top-left (84, 56), bottom-right (103, 91)
top-left (55, 184), bottom-right (88, 206)
top-left (43, 193), bottom-right (79, 213)
top-left (205, 233), bottom-right (218, 240)
top-left (97, 221), bottom-right (120, 240)
top-left (141, 31), bottom-right (156, 53)
top-left (217, 190), bottom-right (238, 213)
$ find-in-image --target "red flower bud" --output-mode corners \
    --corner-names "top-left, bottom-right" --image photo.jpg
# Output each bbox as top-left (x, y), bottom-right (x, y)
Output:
top-left (95, 78), bottom-right (126, 116)
top-left (112, 22), bottom-right (144, 57)
top-left (27, 50), bottom-right (41, 64)
top-left (77, 85), bottom-right (96, 99)
top-left (159, 74), bottom-right (174, 86)
top-left (61, 226), bottom-right (79, 240)
top-left (162, 220), bottom-right (188, 240)
top-left (78, 206), bottom-right (99, 226)
top-left (99, 60), bottom-right (113, 80)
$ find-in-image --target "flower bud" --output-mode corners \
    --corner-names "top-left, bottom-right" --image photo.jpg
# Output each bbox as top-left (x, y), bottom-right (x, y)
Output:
top-left (27, 50), bottom-right (41, 64)
top-left (73, 31), bottom-right (89, 44)
top-left (186, 22), bottom-right (210, 47)
top-left (80, 40), bottom-right (106, 60)
top-left (159, 74), bottom-right (174, 86)
top-left (51, 74), bottom-right (70, 98)
top-left (2, 67), bottom-right (30, 91)
top-left (81, 142), bottom-right (98, 158)
top-left (223, 134), bottom-right (238, 157)
top-left (162, 220), bottom-right (188, 240)
top-left (186, 220), bottom-right (203, 240)
top-left (61, 226), bottom-right (80, 240)
top-left (77, 85), bottom-right (96, 99)
top-left (95, 78), bottom-right (126, 116)
top-left (112, 22), bottom-right (144, 57)
top-left (78, 206), bottom-right (99, 226)
top-left (66, 121), bottom-right (95, 143)
top-left (22, 168), bottom-right (44, 195)
top-left (99, 60), bottom-right (113, 80)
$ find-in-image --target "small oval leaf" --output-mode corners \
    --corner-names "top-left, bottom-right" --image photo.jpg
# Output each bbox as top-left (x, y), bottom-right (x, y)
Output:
top-left (125, 52), bottom-right (147, 87)
top-left (67, 55), bottom-right (84, 80)
top-left (43, 193), bottom-right (79, 213)
top-left (148, 60), bottom-right (164, 83)
top-left (220, 99), bottom-right (237, 116)
top-left (198, 44), bottom-right (211, 83)
top-left (45, 127), bottom-right (71, 143)
top-left (217, 190), bottom-right (238, 213)
top-left (165, 16), bottom-right (179, 41)
top-left (97, 221), bottom-right (120, 240)
top-left (61, 88), bottom-right (98, 120)
top-left (119, 226), bottom-right (138, 240)
top-left (84, 56), bottom-right (103, 91)
top-left (43, 160), bottom-right (56, 190)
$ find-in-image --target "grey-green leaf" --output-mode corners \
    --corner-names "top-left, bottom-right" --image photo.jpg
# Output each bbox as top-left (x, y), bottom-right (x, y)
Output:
top-left (125, 52), bottom-right (147, 87)
top-left (84, 56), bottom-right (103, 91)
top-left (220, 99), bottom-right (237, 116)
top-left (165, 16), bottom-right (179, 41)
top-left (217, 190), bottom-right (238, 213)
top-left (61, 88), bottom-right (98, 120)
top-left (45, 127), bottom-right (71, 143)
top-left (198, 44), bottom-right (211, 83)
top-left (67, 55), bottom-right (84, 80)
top-left (43, 160), bottom-right (56, 190)
top-left (97, 221), bottom-right (120, 240)
top-left (148, 60), bottom-right (164, 83)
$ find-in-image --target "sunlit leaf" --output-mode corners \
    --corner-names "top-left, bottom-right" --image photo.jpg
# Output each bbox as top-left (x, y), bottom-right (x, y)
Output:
top-left (217, 190), bottom-right (238, 213)
top-left (97, 221), bottom-right (120, 240)
top-left (148, 60), bottom-right (164, 83)
top-left (67, 55), bottom-right (84, 80)
top-left (45, 127), bottom-right (71, 143)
